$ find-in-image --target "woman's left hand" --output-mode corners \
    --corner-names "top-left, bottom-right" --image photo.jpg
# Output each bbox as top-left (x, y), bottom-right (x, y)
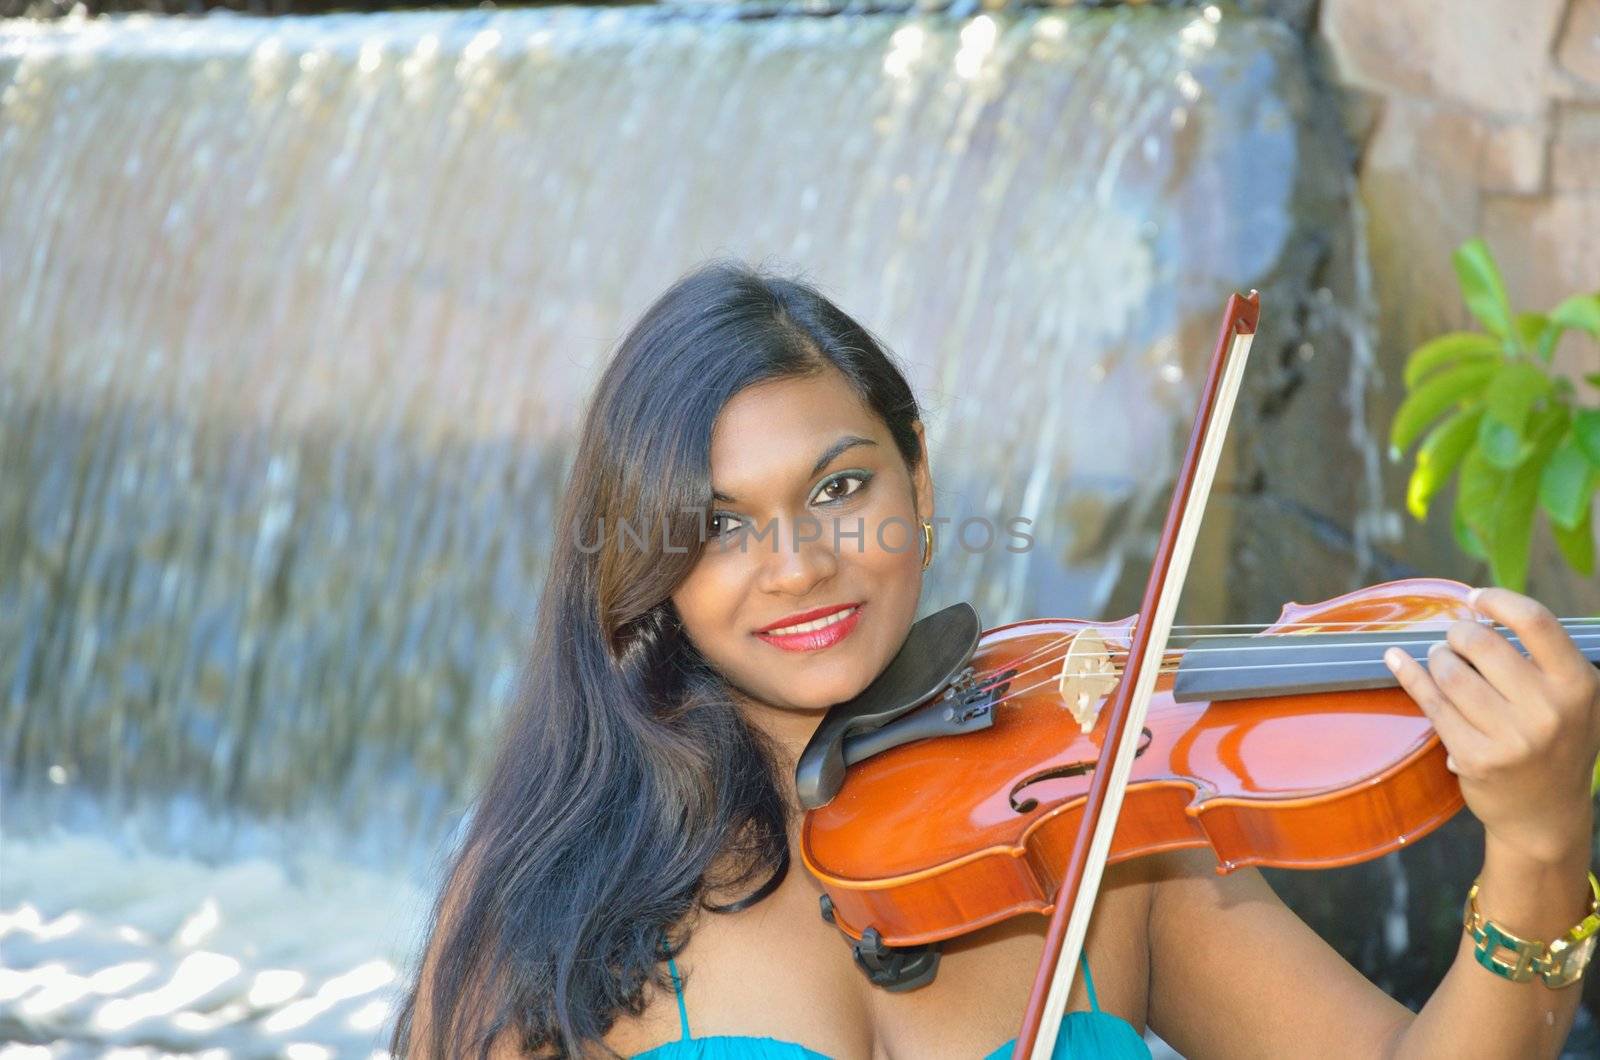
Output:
top-left (1385, 586), bottom-right (1600, 867)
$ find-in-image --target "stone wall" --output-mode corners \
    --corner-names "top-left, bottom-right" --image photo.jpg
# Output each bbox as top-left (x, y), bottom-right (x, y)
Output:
top-left (1273, 3), bottom-right (1600, 1037)
top-left (1321, 0), bottom-right (1600, 614)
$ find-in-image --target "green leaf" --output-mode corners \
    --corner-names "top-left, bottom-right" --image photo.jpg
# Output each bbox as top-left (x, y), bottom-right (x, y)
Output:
top-left (1540, 440), bottom-right (1596, 530)
top-left (1456, 411), bottom-right (1567, 591)
top-left (1552, 504), bottom-right (1595, 578)
top-left (1550, 292), bottom-right (1600, 337)
top-left (1585, 372), bottom-right (1600, 390)
top-left (1402, 332), bottom-right (1501, 388)
top-left (1483, 359), bottom-right (1552, 434)
top-left (1452, 239), bottom-right (1517, 343)
top-left (1452, 497), bottom-right (1489, 561)
top-left (1407, 407), bottom-right (1483, 519)
top-left (1389, 360), bottom-right (1497, 457)
top-left (1456, 447), bottom-right (1501, 559)
top-left (1489, 448), bottom-right (1545, 591)
top-left (1514, 312), bottom-right (1557, 361)
top-left (1575, 410), bottom-right (1600, 467)
top-left (1478, 414), bottom-right (1534, 469)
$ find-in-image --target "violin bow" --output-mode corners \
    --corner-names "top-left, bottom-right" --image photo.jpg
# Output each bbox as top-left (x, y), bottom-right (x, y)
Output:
top-left (1016, 291), bottom-right (1262, 1058)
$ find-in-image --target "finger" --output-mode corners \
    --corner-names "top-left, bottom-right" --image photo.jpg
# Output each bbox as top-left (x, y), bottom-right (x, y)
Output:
top-left (1385, 646), bottom-right (1494, 763)
top-left (1422, 640), bottom-right (1507, 737)
top-left (1444, 616), bottom-right (1539, 698)
top-left (1469, 587), bottom-right (1589, 684)
top-left (1424, 642), bottom-right (1504, 738)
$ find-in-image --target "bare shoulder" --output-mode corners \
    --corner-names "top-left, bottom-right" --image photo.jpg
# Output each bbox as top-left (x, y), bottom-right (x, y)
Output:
top-left (599, 971), bottom-right (690, 1057)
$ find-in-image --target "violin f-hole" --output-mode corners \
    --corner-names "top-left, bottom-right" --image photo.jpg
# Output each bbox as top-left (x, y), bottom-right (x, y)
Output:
top-left (1008, 728), bottom-right (1153, 814)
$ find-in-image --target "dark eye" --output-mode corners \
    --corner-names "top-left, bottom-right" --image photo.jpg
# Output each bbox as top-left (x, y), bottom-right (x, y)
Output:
top-left (708, 511), bottom-right (742, 538)
top-left (814, 472), bottom-right (870, 505)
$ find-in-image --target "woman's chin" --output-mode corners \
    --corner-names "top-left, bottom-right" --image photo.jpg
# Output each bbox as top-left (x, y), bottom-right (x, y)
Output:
top-left (781, 671), bottom-right (880, 713)
top-left (739, 642), bottom-right (896, 713)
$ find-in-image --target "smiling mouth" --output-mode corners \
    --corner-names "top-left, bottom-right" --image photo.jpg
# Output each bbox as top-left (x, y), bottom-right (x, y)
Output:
top-left (755, 602), bottom-right (863, 636)
top-left (753, 603), bottom-right (865, 652)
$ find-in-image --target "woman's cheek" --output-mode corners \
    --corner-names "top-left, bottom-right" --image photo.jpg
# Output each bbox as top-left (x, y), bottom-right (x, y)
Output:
top-left (863, 504), bottom-right (924, 579)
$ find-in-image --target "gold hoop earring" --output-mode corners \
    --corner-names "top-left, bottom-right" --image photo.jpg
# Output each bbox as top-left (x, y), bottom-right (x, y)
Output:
top-left (920, 520), bottom-right (935, 571)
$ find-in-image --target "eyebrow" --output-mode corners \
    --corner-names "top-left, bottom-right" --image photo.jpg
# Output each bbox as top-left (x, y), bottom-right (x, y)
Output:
top-left (712, 434), bottom-right (879, 504)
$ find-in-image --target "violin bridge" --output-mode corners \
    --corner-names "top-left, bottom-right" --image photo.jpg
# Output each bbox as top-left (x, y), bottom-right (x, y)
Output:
top-left (1058, 626), bottom-right (1120, 733)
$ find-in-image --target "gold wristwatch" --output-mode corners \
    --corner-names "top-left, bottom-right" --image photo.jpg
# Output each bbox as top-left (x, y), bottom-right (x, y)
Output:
top-left (1463, 871), bottom-right (1600, 988)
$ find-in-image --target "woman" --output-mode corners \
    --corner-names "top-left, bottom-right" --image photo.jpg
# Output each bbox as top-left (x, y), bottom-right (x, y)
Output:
top-left (389, 260), bottom-right (1600, 1059)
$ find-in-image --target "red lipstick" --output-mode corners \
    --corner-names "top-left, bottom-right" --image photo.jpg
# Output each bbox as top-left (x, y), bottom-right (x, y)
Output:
top-left (754, 602), bottom-right (864, 653)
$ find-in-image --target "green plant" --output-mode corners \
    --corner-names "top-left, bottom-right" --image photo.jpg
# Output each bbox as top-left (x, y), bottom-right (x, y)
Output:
top-left (1389, 238), bottom-right (1600, 593)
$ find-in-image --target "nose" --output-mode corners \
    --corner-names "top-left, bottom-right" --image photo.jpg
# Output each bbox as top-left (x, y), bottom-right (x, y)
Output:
top-left (755, 513), bottom-right (839, 596)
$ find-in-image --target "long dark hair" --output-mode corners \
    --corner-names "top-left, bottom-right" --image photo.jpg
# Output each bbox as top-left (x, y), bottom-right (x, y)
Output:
top-left (388, 258), bottom-right (925, 1058)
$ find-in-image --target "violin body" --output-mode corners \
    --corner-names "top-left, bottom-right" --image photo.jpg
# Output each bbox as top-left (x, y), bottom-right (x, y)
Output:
top-left (800, 578), bottom-right (1475, 949)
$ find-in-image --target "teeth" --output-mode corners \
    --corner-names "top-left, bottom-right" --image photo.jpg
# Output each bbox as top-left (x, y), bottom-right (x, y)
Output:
top-left (764, 607), bottom-right (857, 636)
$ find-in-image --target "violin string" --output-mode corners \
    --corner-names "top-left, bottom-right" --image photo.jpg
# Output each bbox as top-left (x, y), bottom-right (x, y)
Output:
top-left (975, 633), bottom-right (1600, 720)
top-left (1174, 614), bottom-right (1596, 630)
top-left (964, 631), bottom-right (1600, 717)
top-left (1132, 615), bottom-right (1592, 637)
top-left (1130, 632), bottom-right (1600, 676)
top-left (973, 616), bottom-right (1594, 680)
top-left (948, 614), bottom-right (1599, 715)
top-left (975, 615), bottom-right (1594, 680)
top-left (1156, 616), bottom-right (1595, 640)
top-left (1027, 630), bottom-right (1600, 696)
top-left (1158, 626), bottom-right (1600, 656)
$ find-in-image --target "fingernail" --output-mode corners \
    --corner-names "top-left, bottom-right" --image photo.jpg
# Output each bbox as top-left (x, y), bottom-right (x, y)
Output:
top-left (1384, 647), bottom-right (1404, 671)
top-left (1467, 587), bottom-right (1484, 608)
top-left (1427, 640), bottom-right (1446, 659)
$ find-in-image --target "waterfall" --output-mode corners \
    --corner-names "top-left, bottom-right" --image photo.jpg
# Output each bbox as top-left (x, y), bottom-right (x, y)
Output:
top-left (0, 5), bottom-right (1357, 1053)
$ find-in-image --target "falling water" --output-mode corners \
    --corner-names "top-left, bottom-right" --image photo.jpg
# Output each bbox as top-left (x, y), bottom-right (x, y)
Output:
top-left (1340, 180), bottom-right (1404, 579)
top-left (1, 4), bottom-right (1356, 1054)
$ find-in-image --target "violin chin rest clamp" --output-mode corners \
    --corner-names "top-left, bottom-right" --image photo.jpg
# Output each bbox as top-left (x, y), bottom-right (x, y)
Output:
top-left (820, 895), bottom-right (940, 991)
top-left (851, 927), bottom-right (940, 992)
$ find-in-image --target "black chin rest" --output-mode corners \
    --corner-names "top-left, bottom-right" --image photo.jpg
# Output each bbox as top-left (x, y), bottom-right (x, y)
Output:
top-left (794, 601), bottom-right (981, 810)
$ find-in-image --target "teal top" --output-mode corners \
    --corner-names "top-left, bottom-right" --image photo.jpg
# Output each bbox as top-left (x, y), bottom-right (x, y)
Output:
top-left (633, 950), bottom-right (1150, 1059)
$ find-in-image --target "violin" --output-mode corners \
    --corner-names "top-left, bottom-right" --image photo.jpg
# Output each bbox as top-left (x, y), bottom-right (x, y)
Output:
top-left (798, 578), bottom-right (1598, 949)
top-left (791, 292), bottom-right (1600, 1055)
